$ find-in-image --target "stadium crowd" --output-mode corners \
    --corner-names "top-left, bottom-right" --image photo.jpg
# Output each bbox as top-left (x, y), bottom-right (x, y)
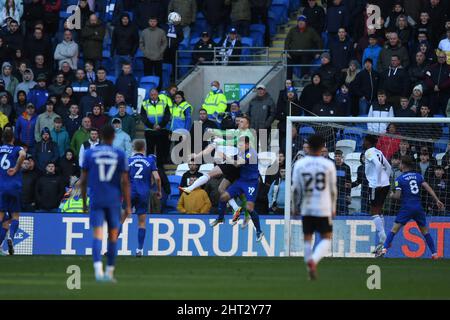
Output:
top-left (0, 0), bottom-right (449, 216)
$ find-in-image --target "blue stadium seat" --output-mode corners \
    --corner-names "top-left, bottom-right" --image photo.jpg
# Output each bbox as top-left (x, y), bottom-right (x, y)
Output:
top-left (190, 37), bottom-right (200, 47)
top-left (250, 24), bottom-right (265, 47)
top-left (139, 76), bottom-right (160, 93)
top-left (269, 0), bottom-right (289, 25)
top-left (434, 138), bottom-right (448, 154)
top-left (162, 63), bottom-right (172, 89)
top-left (106, 75), bottom-right (116, 83)
top-left (299, 126), bottom-right (315, 140)
top-left (289, 0), bottom-right (301, 11)
top-left (240, 37), bottom-right (254, 61)
top-left (442, 126), bottom-right (449, 138)
top-left (168, 175), bottom-right (182, 186)
top-left (342, 128), bottom-right (364, 150)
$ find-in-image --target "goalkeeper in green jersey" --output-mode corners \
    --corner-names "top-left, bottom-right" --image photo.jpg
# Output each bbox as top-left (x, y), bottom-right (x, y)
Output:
top-left (179, 115), bottom-right (256, 226)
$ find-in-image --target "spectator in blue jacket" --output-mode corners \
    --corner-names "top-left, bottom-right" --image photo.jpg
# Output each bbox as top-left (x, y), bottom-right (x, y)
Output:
top-left (71, 69), bottom-right (90, 104)
top-left (326, 0), bottom-right (349, 36)
top-left (50, 117), bottom-right (70, 158)
top-left (362, 34), bottom-right (383, 71)
top-left (268, 168), bottom-right (286, 214)
top-left (115, 61), bottom-right (137, 109)
top-left (328, 27), bottom-right (354, 72)
top-left (63, 104), bottom-right (82, 140)
top-left (27, 74), bottom-right (49, 114)
top-left (15, 102), bottom-right (37, 151)
top-left (33, 127), bottom-right (59, 173)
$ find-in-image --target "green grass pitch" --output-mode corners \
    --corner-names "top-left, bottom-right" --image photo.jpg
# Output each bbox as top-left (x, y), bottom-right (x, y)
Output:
top-left (1, 256), bottom-right (449, 299)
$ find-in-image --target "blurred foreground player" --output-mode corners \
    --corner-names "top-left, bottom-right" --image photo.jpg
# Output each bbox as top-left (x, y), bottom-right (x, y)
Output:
top-left (0, 129), bottom-right (26, 255)
top-left (292, 135), bottom-right (337, 280)
top-left (81, 125), bottom-right (132, 282)
top-left (376, 156), bottom-right (443, 259)
top-left (127, 139), bottom-right (162, 257)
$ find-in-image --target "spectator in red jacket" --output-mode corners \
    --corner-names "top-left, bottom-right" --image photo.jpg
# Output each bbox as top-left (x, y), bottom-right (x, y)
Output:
top-left (376, 123), bottom-right (401, 160)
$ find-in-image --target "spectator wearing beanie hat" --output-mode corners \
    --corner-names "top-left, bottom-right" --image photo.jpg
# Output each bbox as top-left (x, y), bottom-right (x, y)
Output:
top-left (34, 100), bottom-right (60, 142)
top-left (33, 127), bottom-right (59, 173)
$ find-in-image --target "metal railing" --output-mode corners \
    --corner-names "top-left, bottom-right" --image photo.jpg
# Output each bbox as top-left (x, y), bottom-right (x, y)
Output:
top-left (175, 47), bottom-right (271, 82)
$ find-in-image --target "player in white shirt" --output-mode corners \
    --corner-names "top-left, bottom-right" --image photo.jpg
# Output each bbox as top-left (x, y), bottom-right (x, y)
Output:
top-left (292, 135), bottom-right (337, 280)
top-left (363, 135), bottom-right (392, 254)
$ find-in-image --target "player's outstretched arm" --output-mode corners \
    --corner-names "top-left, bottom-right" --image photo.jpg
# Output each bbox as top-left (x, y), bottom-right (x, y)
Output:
top-left (7, 149), bottom-right (26, 176)
top-left (121, 172), bottom-right (132, 217)
top-left (422, 182), bottom-right (445, 210)
top-left (80, 170), bottom-right (88, 213)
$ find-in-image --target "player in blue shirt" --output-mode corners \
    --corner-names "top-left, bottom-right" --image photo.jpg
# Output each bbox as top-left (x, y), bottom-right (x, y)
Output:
top-left (210, 136), bottom-right (264, 241)
top-left (80, 125), bottom-right (132, 282)
top-left (0, 129), bottom-right (26, 256)
top-left (128, 139), bottom-right (161, 257)
top-left (376, 156), bottom-right (443, 259)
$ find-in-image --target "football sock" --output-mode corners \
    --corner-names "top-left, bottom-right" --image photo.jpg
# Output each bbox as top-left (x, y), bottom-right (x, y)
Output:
top-left (9, 219), bottom-right (19, 241)
top-left (105, 265), bottom-right (115, 278)
top-left (384, 231), bottom-right (396, 249)
top-left (424, 233), bottom-right (436, 255)
top-left (138, 227), bottom-right (146, 250)
top-left (311, 239), bottom-right (331, 264)
top-left (249, 211), bottom-right (261, 233)
top-left (185, 175), bottom-right (210, 192)
top-left (107, 240), bottom-right (118, 267)
top-left (373, 215), bottom-right (386, 243)
top-left (0, 227), bottom-right (7, 246)
top-left (228, 198), bottom-right (240, 212)
top-left (92, 238), bottom-right (102, 263)
top-left (218, 201), bottom-right (226, 220)
top-left (304, 240), bottom-right (312, 263)
top-left (93, 261), bottom-right (103, 277)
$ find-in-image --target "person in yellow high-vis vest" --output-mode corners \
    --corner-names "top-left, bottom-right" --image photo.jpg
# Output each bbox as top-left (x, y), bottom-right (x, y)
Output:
top-left (140, 88), bottom-right (172, 165)
top-left (201, 80), bottom-right (227, 123)
top-left (168, 91), bottom-right (192, 131)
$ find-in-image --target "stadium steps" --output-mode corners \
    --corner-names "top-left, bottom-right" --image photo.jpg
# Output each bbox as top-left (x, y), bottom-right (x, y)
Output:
top-left (268, 10), bottom-right (300, 62)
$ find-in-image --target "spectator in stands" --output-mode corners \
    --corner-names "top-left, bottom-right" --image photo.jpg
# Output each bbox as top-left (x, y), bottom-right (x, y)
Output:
top-left (425, 0), bottom-right (448, 47)
top-left (115, 62), bottom-right (138, 110)
top-left (336, 83), bottom-right (351, 116)
top-left (111, 117), bottom-right (132, 157)
top-left (163, 14), bottom-right (184, 81)
top-left (47, 72), bottom-right (66, 98)
top-left (221, 101), bottom-right (242, 130)
top-left (351, 58), bottom-right (379, 116)
top-left (25, 27), bottom-right (52, 64)
top-left (111, 12), bottom-right (139, 78)
top-left (384, 1), bottom-right (416, 32)
top-left (35, 161), bottom-right (65, 211)
top-left (42, 0), bottom-right (61, 36)
top-left (284, 15), bottom-right (323, 80)
top-left (61, 179), bottom-right (88, 213)
top-left (312, 90), bottom-right (339, 116)
top-left (2, 19), bottom-right (23, 53)
top-left (201, 80), bottom-right (227, 124)
top-left (134, 0), bottom-right (165, 31)
top-left (380, 54), bottom-right (410, 106)
top-left (95, 67), bottom-right (116, 107)
top-left (225, 0), bottom-right (251, 37)
top-left (1, 61), bottom-right (18, 97)
top-left (416, 147), bottom-right (434, 181)
top-left (177, 176), bottom-right (212, 214)
top-left (15, 103), bottom-right (37, 151)
top-left (55, 93), bottom-right (71, 118)
top-left (50, 116), bottom-right (69, 158)
top-left (63, 103), bottom-right (81, 140)
top-left (204, 0), bottom-right (227, 39)
top-left (395, 14), bottom-right (413, 48)
top-left (396, 96), bottom-right (417, 118)
top-left (334, 149), bottom-right (351, 215)
top-left (427, 165), bottom-right (448, 214)
top-left (317, 52), bottom-right (341, 94)
top-left (112, 102), bottom-right (135, 139)
top-left (376, 123), bottom-right (401, 160)
top-left (0, 36), bottom-right (11, 68)
top-left (168, 0), bottom-right (197, 39)
top-left (414, 11), bottom-right (433, 42)
top-left (438, 28), bottom-right (450, 63)
top-left (59, 148), bottom-right (80, 187)
top-left (409, 51), bottom-right (428, 88)
top-left (303, 0), bottom-right (325, 34)
top-left (78, 127), bottom-right (100, 167)
top-left (367, 90), bottom-right (394, 134)
top-left (351, 152), bottom-right (369, 214)
top-left (268, 167), bottom-right (286, 214)
top-left (217, 27), bottom-right (242, 64)
top-left (169, 91), bottom-right (192, 132)
top-left (248, 84), bottom-right (276, 135)
top-left (0, 91), bottom-right (12, 119)
top-left (344, 60), bottom-right (360, 89)
top-left (14, 90), bottom-right (27, 116)
top-left (299, 73), bottom-right (324, 116)
top-left (276, 86), bottom-right (300, 146)
top-left (54, 30), bottom-right (78, 70)
top-left (362, 35), bottom-right (382, 72)
top-left (23, 0), bottom-right (45, 34)
top-left (32, 54), bottom-right (51, 83)
top-left (190, 108), bottom-right (218, 152)
top-left (139, 16), bottom-right (167, 87)
top-left (326, 0), bottom-right (349, 37)
top-left (71, 69), bottom-right (89, 104)
top-left (193, 31), bottom-right (216, 65)
top-left (141, 88), bottom-right (172, 165)
top-left (33, 127), bottom-right (59, 172)
top-left (80, 83), bottom-right (102, 117)
top-left (180, 158), bottom-right (203, 188)
top-left (0, 107), bottom-right (8, 128)
top-left (70, 116), bottom-right (91, 157)
top-left (408, 84), bottom-right (425, 114)
top-left (392, 140), bottom-right (414, 160)
top-left (80, 13), bottom-right (106, 68)
top-left (328, 27), bottom-right (353, 73)
top-left (416, 104), bottom-right (442, 144)
top-left (88, 102), bottom-right (109, 130)
top-left (60, 62), bottom-right (75, 83)
top-left (249, 0), bottom-right (271, 46)
top-left (424, 51), bottom-right (450, 115)
top-left (21, 155), bottom-right (39, 212)
top-left (34, 100), bottom-right (59, 141)
top-left (377, 32), bottom-right (410, 72)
